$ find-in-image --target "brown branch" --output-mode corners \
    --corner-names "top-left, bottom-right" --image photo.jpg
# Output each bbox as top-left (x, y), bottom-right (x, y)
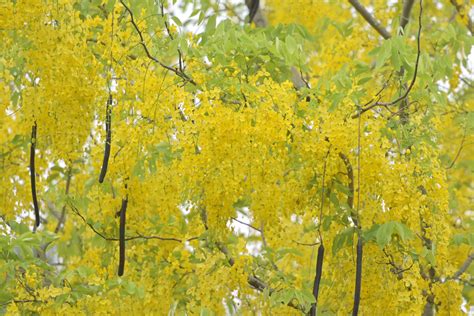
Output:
top-left (68, 201), bottom-right (185, 243)
top-left (445, 131), bottom-right (466, 169)
top-left (450, 253), bottom-right (474, 280)
top-left (119, 0), bottom-right (195, 85)
top-left (230, 217), bottom-right (261, 232)
top-left (355, 0), bottom-right (423, 118)
top-left (400, 0), bottom-right (416, 31)
top-left (449, 0), bottom-right (474, 35)
top-left (199, 208), bottom-right (302, 312)
top-left (0, 299), bottom-right (45, 307)
top-left (348, 0), bottom-right (391, 39)
top-left (293, 240), bottom-right (320, 246)
top-left (160, 3), bottom-right (184, 72)
top-left (30, 122), bottom-right (40, 228)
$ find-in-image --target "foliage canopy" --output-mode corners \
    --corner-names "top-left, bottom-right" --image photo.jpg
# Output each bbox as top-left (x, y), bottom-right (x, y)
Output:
top-left (0, 0), bottom-right (473, 314)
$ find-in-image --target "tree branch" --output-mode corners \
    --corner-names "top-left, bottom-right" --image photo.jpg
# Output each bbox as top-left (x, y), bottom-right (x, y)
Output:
top-left (68, 201), bottom-right (187, 243)
top-left (450, 253), bottom-right (474, 280)
top-left (348, 0), bottom-right (391, 39)
top-left (354, 0), bottom-right (423, 118)
top-left (449, 0), bottom-right (474, 35)
top-left (400, 0), bottom-right (416, 31)
top-left (445, 130), bottom-right (466, 169)
top-left (119, 0), bottom-right (195, 85)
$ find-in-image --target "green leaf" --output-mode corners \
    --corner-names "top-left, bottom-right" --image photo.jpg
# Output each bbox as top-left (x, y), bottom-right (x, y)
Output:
top-left (393, 222), bottom-right (414, 242)
top-left (332, 227), bottom-right (354, 255)
top-left (285, 35), bottom-right (297, 54)
top-left (171, 16), bottom-right (182, 27)
top-left (270, 289), bottom-right (294, 305)
top-left (376, 221), bottom-right (414, 248)
top-left (376, 222), bottom-right (394, 248)
top-left (206, 15), bottom-right (216, 34)
top-left (374, 40), bottom-right (391, 69)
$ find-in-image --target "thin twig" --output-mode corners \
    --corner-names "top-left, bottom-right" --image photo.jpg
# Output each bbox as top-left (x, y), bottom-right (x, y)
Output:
top-left (355, 0), bottom-right (423, 118)
top-left (449, 0), bottom-right (474, 35)
top-left (293, 240), bottom-right (320, 246)
top-left (231, 217), bottom-right (261, 232)
top-left (352, 105), bottom-right (363, 316)
top-left (68, 201), bottom-right (186, 243)
top-left (119, 0), bottom-right (195, 85)
top-left (446, 130), bottom-right (467, 169)
top-left (160, 2), bottom-right (184, 72)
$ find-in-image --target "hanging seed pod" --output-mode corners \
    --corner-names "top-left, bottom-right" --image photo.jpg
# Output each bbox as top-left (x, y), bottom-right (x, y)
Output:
top-left (352, 236), bottom-right (363, 316)
top-left (99, 95), bottom-right (112, 183)
top-left (30, 122), bottom-right (40, 228)
top-left (310, 243), bottom-right (325, 316)
top-left (118, 191), bottom-right (128, 276)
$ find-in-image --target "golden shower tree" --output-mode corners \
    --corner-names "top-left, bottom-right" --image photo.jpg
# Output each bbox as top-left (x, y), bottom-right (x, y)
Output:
top-left (0, 0), bottom-right (473, 314)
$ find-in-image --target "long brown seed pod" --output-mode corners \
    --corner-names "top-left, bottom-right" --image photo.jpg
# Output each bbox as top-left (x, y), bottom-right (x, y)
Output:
top-left (118, 193), bottom-right (128, 276)
top-left (99, 95), bottom-right (112, 183)
top-left (30, 122), bottom-right (40, 228)
top-left (310, 244), bottom-right (325, 316)
top-left (352, 235), bottom-right (363, 315)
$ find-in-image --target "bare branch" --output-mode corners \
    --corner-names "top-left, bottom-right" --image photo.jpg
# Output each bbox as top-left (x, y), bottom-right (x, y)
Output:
top-left (400, 0), bottom-right (416, 31)
top-left (451, 253), bottom-right (474, 280)
top-left (355, 0), bottom-right (423, 118)
top-left (446, 131), bottom-right (466, 169)
top-left (449, 0), bottom-right (474, 35)
top-left (68, 202), bottom-right (185, 243)
top-left (119, 0), bottom-right (195, 85)
top-left (230, 217), bottom-right (261, 232)
top-left (348, 0), bottom-right (391, 39)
